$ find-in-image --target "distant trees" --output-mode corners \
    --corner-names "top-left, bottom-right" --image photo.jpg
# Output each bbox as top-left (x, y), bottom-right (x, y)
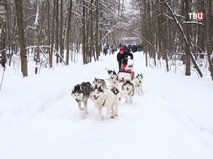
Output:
top-left (132, 0), bottom-right (213, 79)
top-left (4, 0), bottom-right (125, 75)
top-left (3, 0), bottom-right (213, 80)
top-left (3, 0), bottom-right (124, 74)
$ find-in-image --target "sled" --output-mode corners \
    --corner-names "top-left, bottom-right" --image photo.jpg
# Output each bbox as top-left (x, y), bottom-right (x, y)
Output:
top-left (118, 58), bottom-right (135, 82)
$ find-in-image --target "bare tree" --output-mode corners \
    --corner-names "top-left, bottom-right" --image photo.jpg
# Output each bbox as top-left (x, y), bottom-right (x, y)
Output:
top-left (0, 0), bottom-right (6, 69)
top-left (205, 0), bottom-right (213, 80)
top-left (55, 0), bottom-right (59, 64)
top-left (65, 0), bottom-right (73, 65)
top-left (82, 0), bottom-right (86, 64)
top-left (14, 0), bottom-right (28, 77)
top-left (132, 0), bottom-right (206, 78)
top-left (49, 0), bottom-right (56, 68)
top-left (59, 0), bottom-right (64, 63)
top-left (163, 0), bottom-right (203, 77)
top-left (15, 0), bottom-right (213, 77)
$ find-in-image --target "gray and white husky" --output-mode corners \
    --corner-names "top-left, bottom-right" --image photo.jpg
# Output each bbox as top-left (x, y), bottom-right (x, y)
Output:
top-left (71, 82), bottom-right (93, 119)
top-left (92, 78), bottom-right (107, 89)
top-left (107, 69), bottom-right (119, 88)
top-left (133, 73), bottom-right (143, 95)
top-left (91, 87), bottom-right (121, 120)
top-left (121, 80), bottom-right (134, 104)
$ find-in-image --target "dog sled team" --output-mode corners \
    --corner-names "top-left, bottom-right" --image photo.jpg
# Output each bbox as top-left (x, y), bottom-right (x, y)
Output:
top-left (71, 47), bottom-right (144, 120)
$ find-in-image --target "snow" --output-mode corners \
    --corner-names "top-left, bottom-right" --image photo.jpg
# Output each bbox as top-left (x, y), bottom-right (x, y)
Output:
top-left (0, 52), bottom-right (213, 159)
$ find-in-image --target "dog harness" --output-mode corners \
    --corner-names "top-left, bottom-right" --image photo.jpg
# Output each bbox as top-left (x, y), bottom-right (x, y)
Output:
top-left (101, 98), bottom-right (106, 107)
top-left (94, 95), bottom-right (107, 107)
top-left (101, 95), bottom-right (107, 107)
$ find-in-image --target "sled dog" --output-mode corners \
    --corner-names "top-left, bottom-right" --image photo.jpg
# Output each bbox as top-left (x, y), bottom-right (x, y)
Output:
top-left (71, 82), bottom-right (93, 119)
top-left (106, 69), bottom-right (119, 88)
top-left (92, 78), bottom-right (107, 89)
top-left (111, 87), bottom-right (122, 109)
top-left (121, 80), bottom-right (134, 104)
top-left (133, 73), bottom-right (143, 95)
top-left (91, 87), bottom-right (120, 120)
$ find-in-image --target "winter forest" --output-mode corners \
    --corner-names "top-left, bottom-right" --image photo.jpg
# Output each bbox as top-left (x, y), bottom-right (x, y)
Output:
top-left (0, 1), bottom-right (213, 159)
top-left (0, 0), bottom-right (212, 79)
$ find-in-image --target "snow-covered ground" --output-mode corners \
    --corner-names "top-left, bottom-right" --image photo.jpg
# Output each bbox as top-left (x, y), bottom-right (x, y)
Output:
top-left (0, 52), bottom-right (213, 159)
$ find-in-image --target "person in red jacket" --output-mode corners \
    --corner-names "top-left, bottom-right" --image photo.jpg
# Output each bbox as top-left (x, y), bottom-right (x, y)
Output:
top-left (117, 47), bottom-right (133, 71)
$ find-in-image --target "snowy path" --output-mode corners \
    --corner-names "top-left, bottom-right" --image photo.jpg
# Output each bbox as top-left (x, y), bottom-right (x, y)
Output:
top-left (0, 52), bottom-right (213, 159)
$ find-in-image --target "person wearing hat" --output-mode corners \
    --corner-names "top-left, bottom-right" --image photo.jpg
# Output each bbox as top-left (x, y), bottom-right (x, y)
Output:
top-left (117, 47), bottom-right (134, 71)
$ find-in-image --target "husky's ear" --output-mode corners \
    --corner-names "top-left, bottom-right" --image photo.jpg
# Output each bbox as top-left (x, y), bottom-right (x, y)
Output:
top-left (91, 87), bottom-right (95, 91)
top-left (72, 84), bottom-right (80, 93)
top-left (126, 80), bottom-right (131, 84)
top-left (98, 87), bottom-right (104, 92)
top-left (94, 85), bottom-right (98, 89)
top-left (86, 82), bottom-right (92, 86)
top-left (74, 84), bottom-right (80, 89)
top-left (105, 68), bottom-right (110, 74)
top-left (81, 82), bottom-right (84, 85)
top-left (79, 85), bottom-right (82, 91)
top-left (107, 70), bottom-right (112, 74)
top-left (113, 70), bottom-right (117, 75)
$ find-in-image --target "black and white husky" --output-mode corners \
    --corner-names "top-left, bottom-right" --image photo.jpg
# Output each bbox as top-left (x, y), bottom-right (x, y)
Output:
top-left (91, 87), bottom-right (121, 120)
top-left (107, 69), bottom-right (119, 88)
top-left (92, 78), bottom-right (107, 89)
top-left (71, 82), bottom-right (93, 119)
top-left (121, 80), bottom-right (134, 104)
top-left (133, 73), bottom-right (143, 95)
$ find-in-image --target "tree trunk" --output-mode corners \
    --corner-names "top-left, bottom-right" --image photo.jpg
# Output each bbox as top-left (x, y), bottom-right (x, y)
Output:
top-left (14, 0), bottom-right (28, 77)
top-left (82, 0), bottom-right (86, 64)
top-left (197, 0), bottom-right (205, 53)
top-left (160, 0), bottom-right (169, 72)
top-left (46, 0), bottom-right (51, 67)
top-left (205, 0), bottom-right (213, 80)
top-left (34, 1), bottom-right (40, 74)
top-left (55, 0), bottom-right (59, 64)
top-left (99, 4), bottom-right (103, 55)
top-left (0, 0), bottom-right (6, 69)
top-left (59, 0), bottom-right (64, 63)
top-left (65, 0), bottom-right (72, 65)
top-left (50, 0), bottom-right (55, 68)
top-left (184, 0), bottom-right (191, 76)
top-left (95, 0), bottom-right (100, 60)
top-left (85, 1), bottom-right (89, 64)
